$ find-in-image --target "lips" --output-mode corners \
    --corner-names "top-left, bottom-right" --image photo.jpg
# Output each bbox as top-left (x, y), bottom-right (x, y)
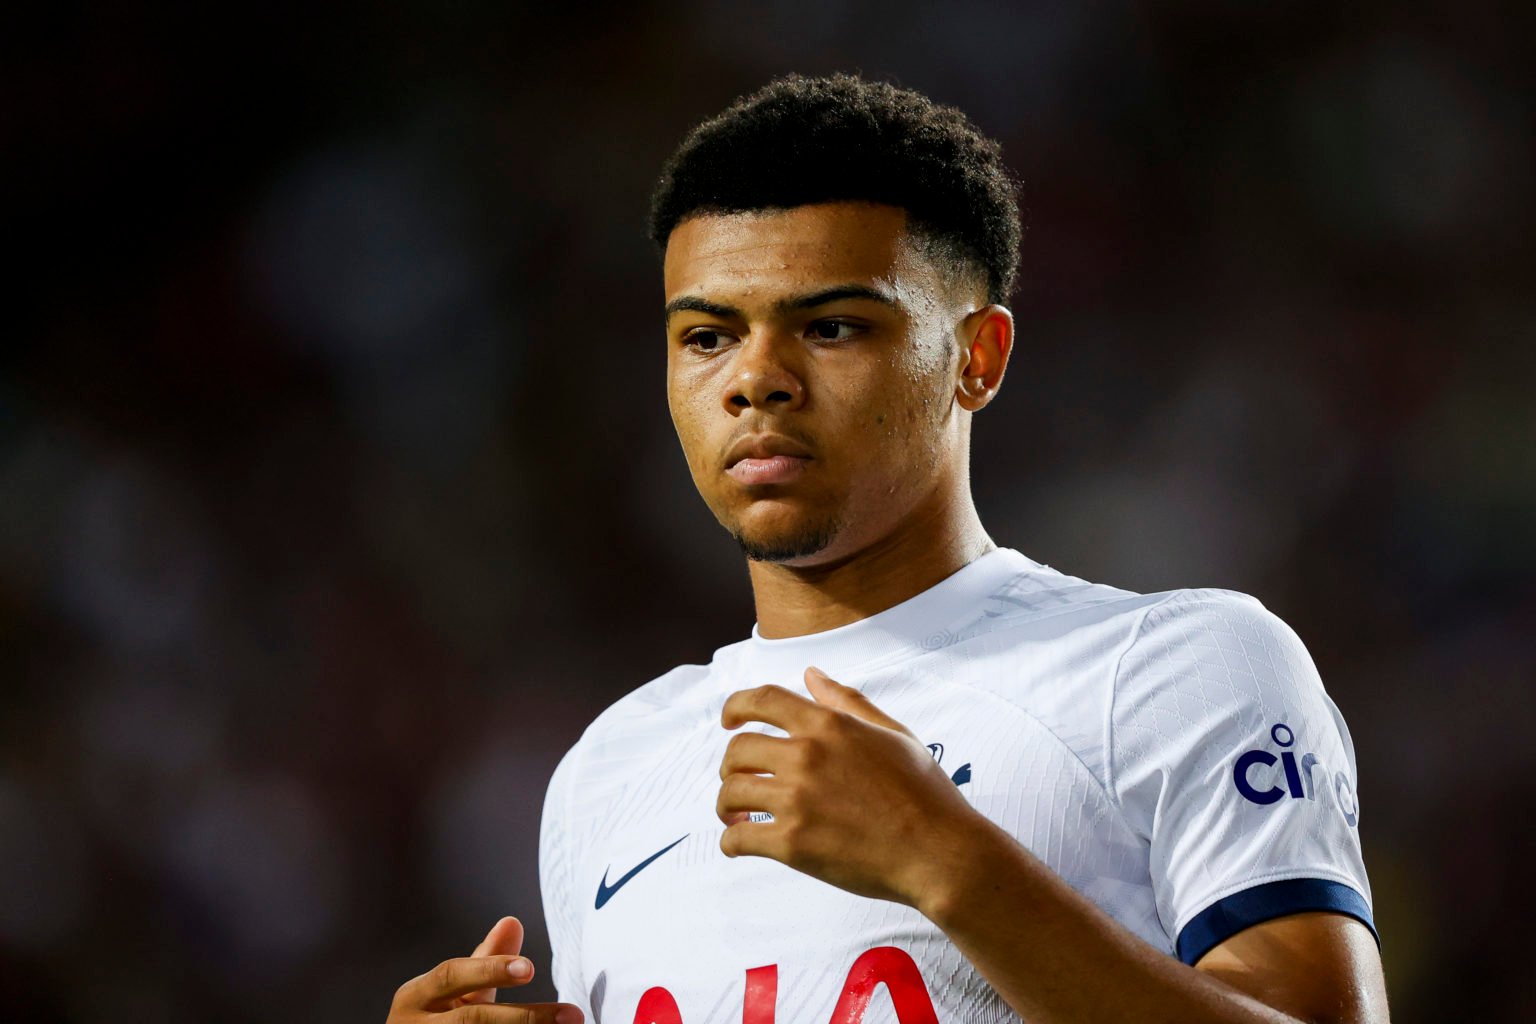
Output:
top-left (727, 455), bottom-right (809, 485)
top-left (724, 434), bottom-right (813, 485)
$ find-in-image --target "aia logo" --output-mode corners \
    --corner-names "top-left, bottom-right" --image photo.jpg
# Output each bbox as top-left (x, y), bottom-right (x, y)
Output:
top-left (631, 946), bottom-right (938, 1023)
top-left (1233, 723), bottom-right (1358, 827)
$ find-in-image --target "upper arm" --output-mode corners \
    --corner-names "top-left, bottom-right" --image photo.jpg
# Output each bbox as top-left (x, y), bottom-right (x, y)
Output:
top-left (1108, 590), bottom-right (1378, 962)
top-left (1195, 912), bottom-right (1390, 1024)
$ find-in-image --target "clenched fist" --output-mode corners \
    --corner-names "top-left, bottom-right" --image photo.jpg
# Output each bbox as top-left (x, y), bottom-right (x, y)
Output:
top-left (717, 666), bottom-right (984, 911)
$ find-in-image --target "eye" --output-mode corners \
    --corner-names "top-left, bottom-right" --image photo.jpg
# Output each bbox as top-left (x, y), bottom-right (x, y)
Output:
top-left (808, 320), bottom-right (859, 342)
top-left (684, 329), bottom-right (730, 352)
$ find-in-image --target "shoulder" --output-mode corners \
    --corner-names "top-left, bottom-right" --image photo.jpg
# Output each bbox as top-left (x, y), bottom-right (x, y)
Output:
top-left (939, 568), bottom-right (1329, 790)
top-left (586, 660), bottom-right (716, 735)
top-left (542, 660), bottom-right (716, 804)
top-left (960, 566), bottom-right (1291, 676)
top-left (1112, 586), bottom-right (1326, 712)
top-left (920, 555), bottom-right (1155, 673)
top-left (1106, 587), bottom-right (1355, 813)
top-left (1125, 585), bottom-right (1293, 646)
top-left (940, 553), bottom-right (1150, 641)
top-left (927, 558), bottom-right (1229, 701)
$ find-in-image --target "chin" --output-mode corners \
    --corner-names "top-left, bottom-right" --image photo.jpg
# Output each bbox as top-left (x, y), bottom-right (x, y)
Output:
top-left (726, 510), bottom-right (844, 564)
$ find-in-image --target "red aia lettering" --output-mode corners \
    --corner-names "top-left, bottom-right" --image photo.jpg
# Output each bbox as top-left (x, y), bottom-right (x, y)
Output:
top-left (743, 964), bottom-right (777, 1024)
top-left (632, 986), bottom-right (684, 1024)
top-left (632, 946), bottom-right (938, 1024)
top-left (827, 947), bottom-right (939, 1024)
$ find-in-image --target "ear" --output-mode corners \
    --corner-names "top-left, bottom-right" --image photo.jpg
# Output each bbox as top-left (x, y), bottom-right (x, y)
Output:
top-left (954, 304), bottom-right (1013, 412)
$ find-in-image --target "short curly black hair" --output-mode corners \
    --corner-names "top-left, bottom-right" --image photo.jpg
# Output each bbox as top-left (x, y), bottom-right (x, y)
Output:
top-left (648, 73), bottom-right (1021, 306)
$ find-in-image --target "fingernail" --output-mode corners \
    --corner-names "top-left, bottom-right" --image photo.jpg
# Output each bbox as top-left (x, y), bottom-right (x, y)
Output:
top-left (506, 958), bottom-right (532, 979)
top-left (556, 1008), bottom-right (582, 1024)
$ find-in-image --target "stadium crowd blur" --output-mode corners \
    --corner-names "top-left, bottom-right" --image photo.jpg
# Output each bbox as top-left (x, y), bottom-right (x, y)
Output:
top-left (3, 3), bottom-right (1531, 1021)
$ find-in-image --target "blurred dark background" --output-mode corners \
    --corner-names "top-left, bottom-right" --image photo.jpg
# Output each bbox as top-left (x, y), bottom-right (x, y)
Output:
top-left (2, 2), bottom-right (1532, 1021)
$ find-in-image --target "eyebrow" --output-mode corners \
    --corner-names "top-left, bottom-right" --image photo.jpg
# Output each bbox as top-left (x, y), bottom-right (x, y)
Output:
top-left (663, 284), bottom-right (899, 323)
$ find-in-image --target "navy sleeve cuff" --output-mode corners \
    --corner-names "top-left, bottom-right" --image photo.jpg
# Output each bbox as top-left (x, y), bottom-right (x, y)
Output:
top-left (1175, 878), bottom-right (1379, 966)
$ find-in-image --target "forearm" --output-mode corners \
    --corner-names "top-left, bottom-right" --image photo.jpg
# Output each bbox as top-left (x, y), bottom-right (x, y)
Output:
top-left (914, 814), bottom-right (1308, 1024)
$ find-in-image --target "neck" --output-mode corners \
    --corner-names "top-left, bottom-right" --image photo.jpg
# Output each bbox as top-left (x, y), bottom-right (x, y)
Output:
top-left (747, 490), bottom-right (996, 639)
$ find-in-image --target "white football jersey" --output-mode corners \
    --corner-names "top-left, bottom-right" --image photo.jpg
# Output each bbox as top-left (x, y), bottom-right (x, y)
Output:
top-left (538, 548), bottom-right (1375, 1024)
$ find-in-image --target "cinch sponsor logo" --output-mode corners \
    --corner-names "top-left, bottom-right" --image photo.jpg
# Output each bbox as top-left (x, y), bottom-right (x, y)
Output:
top-left (1232, 723), bottom-right (1359, 827)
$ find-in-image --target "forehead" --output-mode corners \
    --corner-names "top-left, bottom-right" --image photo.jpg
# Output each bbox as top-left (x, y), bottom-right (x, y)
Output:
top-left (662, 202), bottom-right (934, 306)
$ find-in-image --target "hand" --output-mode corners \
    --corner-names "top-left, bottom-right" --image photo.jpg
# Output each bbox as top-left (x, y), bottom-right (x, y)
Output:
top-left (717, 667), bottom-right (982, 909)
top-left (386, 915), bottom-right (583, 1024)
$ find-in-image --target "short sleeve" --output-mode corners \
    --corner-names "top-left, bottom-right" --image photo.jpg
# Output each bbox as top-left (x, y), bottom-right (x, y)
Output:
top-left (538, 743), bottom-right (591, 1015)
top-left (1108, 590), bottom-right (1377, 965)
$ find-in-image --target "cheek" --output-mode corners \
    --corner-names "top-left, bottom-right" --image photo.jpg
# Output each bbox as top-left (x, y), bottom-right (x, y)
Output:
top-left (671, 401), bottom-right (736, 503)
top-left (881, 367), bottom-right (947, 435)
top-left (667, 389), bottom-right (709, 475)
top-left (867, 377), bottom-right (950, 476)
top-left (886, 339), bottom-right (952, 428)
top-left (850, 403), bottom-right (930, 488)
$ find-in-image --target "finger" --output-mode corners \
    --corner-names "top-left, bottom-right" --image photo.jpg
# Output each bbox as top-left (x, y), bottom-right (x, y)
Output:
top-left (447, 1002), bottom-right (582, 1023)
top-left (804, 667), bottom-right (912, 735)
top-left (722, 684), bottom-right (823, 733)
top-left (459, 956), bottom-right (534, 1007)
top-left (395, 956), bottom-right (536, 1011)
top-left (720, 817), bottom-right (786, 861)
top-left (716, 772), bottom-right (783, 825)
top-left (470, 917), bottom-right (505, 958)
top-left (719, 731), bottom-right (795, 781)
top-left (464, 918), bottom-right (527, 1004)
top-left (483, 916), bottom-right (526, 959)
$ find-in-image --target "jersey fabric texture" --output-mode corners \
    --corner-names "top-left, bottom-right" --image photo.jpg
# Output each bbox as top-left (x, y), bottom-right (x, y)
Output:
top-left (538, 548), bottom-right (1376, 1024)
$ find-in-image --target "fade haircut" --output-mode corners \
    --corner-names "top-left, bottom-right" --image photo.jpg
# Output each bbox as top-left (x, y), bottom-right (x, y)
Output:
top-left (648, 73), bottom-right (1021, 306)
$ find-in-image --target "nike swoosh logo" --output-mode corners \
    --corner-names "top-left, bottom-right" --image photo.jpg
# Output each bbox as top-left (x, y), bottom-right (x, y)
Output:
top-left (594, 834), bottom-right (688, 910)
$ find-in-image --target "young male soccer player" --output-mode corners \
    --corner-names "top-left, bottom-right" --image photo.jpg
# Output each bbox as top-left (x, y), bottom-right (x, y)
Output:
top-left (388, 74), bottom-right (1389, 1024)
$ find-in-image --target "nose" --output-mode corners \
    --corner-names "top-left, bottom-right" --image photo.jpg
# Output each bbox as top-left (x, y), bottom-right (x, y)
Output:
top-left (722, 332), bottom-right (806, 414)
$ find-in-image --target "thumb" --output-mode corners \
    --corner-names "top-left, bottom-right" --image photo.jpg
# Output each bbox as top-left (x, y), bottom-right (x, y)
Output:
top-left (804, 667), bottom-right (910, 734)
